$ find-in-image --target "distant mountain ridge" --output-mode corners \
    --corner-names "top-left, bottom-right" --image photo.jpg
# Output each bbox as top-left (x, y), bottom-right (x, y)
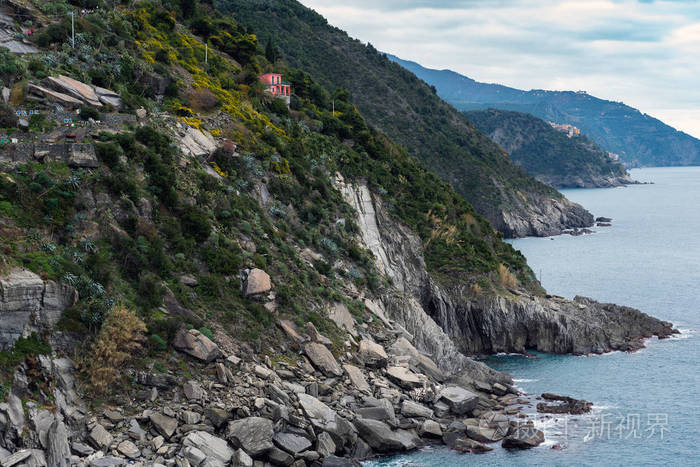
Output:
top-left (464, 109), bottom-right (635, 189)
top-left (389, 55), bottom-right (700, 168)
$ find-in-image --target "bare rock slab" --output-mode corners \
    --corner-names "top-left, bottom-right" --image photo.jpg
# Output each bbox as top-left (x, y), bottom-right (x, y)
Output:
top-left (304, 342), bottom-right (342, 376)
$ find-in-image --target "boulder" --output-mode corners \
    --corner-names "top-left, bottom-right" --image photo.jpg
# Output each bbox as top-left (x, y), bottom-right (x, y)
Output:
top-left (316, 432), bottom-right (336, 457)
top-left (46, 420), bottom-right (71, 467)
top-left (45, 75), bottom-right (102, 107)
top-left (173, 328), bottom-right (222, 362)
top-left (388, 337), bottom-right (445, 382)
top-left (278, 320), bottom-right (304, 343)
top-left (304, 322), bottom-right (332, 345)
top-left (358, 340), bottom-right (388, 368)
top-left (304, 342), bottom-right (343, 377)
top-left (183, 431), bottom-right (234, 464)
top-left (183, 380), bottom-right (206, 401)
top-left (88, 424), bottom-right (113, 450)
top-left (0, 450), bottom-right (32, 467)
top-left (502, 425), bottom-right (545, 449)
top-left (273, 432), bottom-right (312, 455)
top-left (117, 440), bottom-right (140, 459)
top-left (438, 386), bottom-right (479, 415)
top-left (241, 268), bottom-right (272, 297)
top-left (444, 434), bottom-right (493, 453)
top-left (465, 424), bottom-right (504, 443)
top-left (26, 84), bottom-right (83, 108)
top-left (88, 457), bottom-right (127, 467)
top-left (343, 364), bottom-right (370, 393)
top-left (353, 418), bottom-right (417, 452)
top-left (149, 413), bottom-right (178, 439)
top-left (385, 366), bottom-right (422, 389)
top-left (400, 400), bottom-right (433, 418)
top-left (419, 419), bottom-right (442, 438)
top-left (232, 448), bottom-right (253, 467)
top-left (297, 393), bottom-right (356, 448)
top-left (180, 127), bottom-right (217, 158)
top-left (226, 417), bottom-right (274, 457)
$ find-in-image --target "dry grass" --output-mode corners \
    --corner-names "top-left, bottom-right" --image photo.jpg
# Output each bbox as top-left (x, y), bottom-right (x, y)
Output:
top-left (470, 283), bottom-right (483, 296)
top-left (497, 264), bottom-right (518, 289)
top-left (187, 87), bottom-right (220, 112)
top-left (84, 306), bottom-right (146, 394)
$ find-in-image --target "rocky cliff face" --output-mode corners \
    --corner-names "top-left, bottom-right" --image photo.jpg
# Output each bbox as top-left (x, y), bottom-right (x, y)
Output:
top-left (0, 269), bottom-right (77, 350)
top-left (340, 181), bottom-right (675, 359)
top-left (490, 190), bottom-right (595, 238)
top-left (534, 172), bottom-right (637, 190)
top-left (337, 178), bottom-right (510, 385)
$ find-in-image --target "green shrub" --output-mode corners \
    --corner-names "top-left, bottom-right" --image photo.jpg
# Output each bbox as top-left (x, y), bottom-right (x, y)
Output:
top-left (95, 141), bottom-right (124, 168)
top-left (79, 106), bottom-right (101, 121)
top-left (0, 103), bottom-right (18, 128)
top-left (181, 206), bottom-right (212, 242)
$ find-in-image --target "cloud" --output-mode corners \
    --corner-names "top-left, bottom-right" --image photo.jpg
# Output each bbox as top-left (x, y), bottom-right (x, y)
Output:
top-left (299, 0), bottom-right (700, 138)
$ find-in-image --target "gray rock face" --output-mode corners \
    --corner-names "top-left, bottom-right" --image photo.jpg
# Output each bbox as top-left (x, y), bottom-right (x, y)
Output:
top-left (353, 418), bottom-right (417, 453)
top-left (0, 269), bottom-right (77, 350)
top-left (183, 431), bottom-right (234, 464)
top-left (427, 290), bottom-right (676, 355)
top-left (173, 329), bottom-right (222, 362)
top-left (439, 386), bottom-right (479, 415)
top-left (304, 342), bottom-right (343, 377)
top-left (494, 193), bottom-right (594, 238)
top-left (341, 181), bottom-right (671, 373)
top-left (226, 417), bottom-right (274, 457)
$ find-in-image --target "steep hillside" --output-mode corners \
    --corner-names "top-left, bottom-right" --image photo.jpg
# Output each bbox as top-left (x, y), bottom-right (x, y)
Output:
top-left (0, 1), bottom-right (677, 465)
top-left (390, 55), bottom-right (700, 168)
top-left (464, 109), bottom-right (635, 188)
top-left (215, 0), bottom-right (594, 238)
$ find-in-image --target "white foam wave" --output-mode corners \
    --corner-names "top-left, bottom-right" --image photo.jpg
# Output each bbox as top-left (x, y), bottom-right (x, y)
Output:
top-left (513, 378), bottom-right (538, 383)
top-left (669, 328), bottom-right (696, 340)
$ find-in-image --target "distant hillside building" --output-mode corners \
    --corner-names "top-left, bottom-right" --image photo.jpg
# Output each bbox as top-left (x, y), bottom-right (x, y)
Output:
top-left (259, 73), bottom-right (290, 106)
top-left (548, 121), bottom-right (581, 138)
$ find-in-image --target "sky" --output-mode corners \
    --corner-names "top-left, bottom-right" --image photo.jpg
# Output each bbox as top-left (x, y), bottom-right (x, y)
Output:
top-left (299, 0), bottom-right (700, 138)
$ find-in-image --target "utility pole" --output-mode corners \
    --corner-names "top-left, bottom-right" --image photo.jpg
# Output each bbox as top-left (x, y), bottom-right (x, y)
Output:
top-left (70, 11), bottom-right (75, 48)
top-left (332, 99), bottom-right (334, 115)
top-left (205, 42), bottom-right (208, 65)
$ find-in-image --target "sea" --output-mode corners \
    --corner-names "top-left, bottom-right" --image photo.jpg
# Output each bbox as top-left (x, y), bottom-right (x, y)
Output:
top-left (366, 167), bottom-right (700, 466)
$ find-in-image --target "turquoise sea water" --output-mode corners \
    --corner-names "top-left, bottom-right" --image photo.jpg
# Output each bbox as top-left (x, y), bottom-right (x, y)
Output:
top-left (367, 167), bottom-right (700, 466)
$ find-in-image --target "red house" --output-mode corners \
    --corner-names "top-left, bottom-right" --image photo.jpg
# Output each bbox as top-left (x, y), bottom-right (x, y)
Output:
top-left (259, 73), bottom-right (291, 105)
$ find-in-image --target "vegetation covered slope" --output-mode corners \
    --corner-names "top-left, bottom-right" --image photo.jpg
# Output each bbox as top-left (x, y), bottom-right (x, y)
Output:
top-left (389, 55), bottom-right (700, 168)
top-left (464, 109), bottom-right (634, 188)
top-left (213, 0), bottom-right (593, 237)
top-left (0, 0), bottom-right (541, 388)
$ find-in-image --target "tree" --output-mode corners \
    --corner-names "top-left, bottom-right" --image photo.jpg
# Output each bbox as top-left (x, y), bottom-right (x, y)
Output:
top-left (265, 36), bottom-right (280, 63)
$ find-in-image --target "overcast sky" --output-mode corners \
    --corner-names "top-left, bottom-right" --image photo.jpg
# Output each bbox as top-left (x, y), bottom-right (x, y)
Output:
top-left (299, 0), bottom-right (700, 138)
